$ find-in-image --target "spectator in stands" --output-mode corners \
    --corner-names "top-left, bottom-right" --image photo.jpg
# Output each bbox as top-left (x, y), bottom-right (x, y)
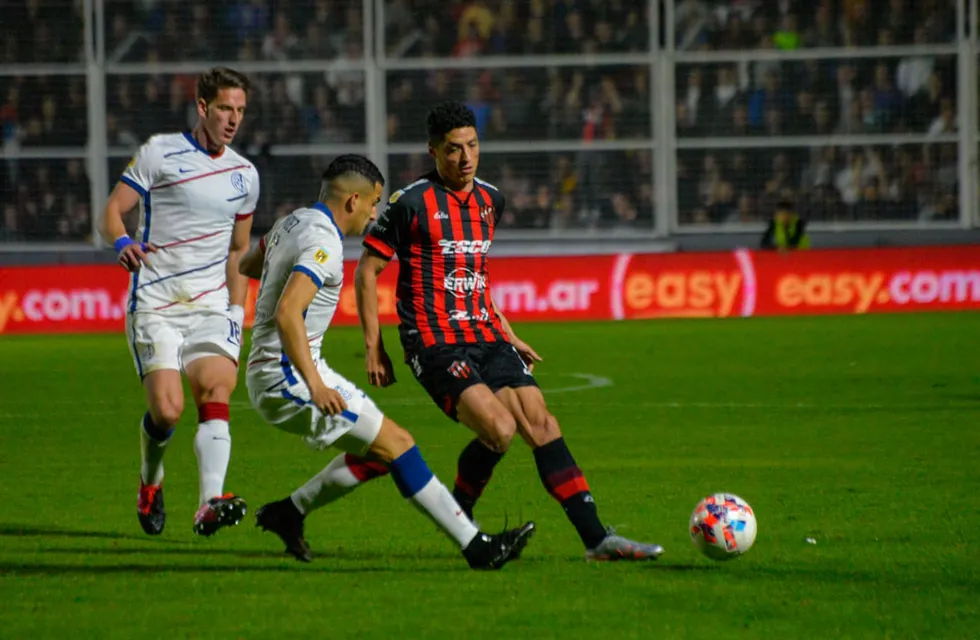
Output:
top-left (896, 27), bottom-right (936, 98)
top-left (773, 13), bottom-right (801, 50)
top-left (871, 63), bottom-right (904, 131)
top-left (836, 99), bottom-right (864, 134)
top-left (263, 11), bottom-right (302, 60)
top-left (803, 3), bottom-right (838, 47)
top-left (707, 65), bottom-right (742, 128)
top-left (521, 185), bottom-right (554, 230)
top-left (681, 69), bottom-right (705, 132)
top-left (717, 102), bottom-right (754, 137)
top-left (761, 196), bottom-right (810, 251)
top-left (733, 191), bottom-right (758, 223)
top-left (764, 153), bottom-right (794, 202)
top-left (908, 71), bottom-right (946, 131)
top-left (748, 71), bottom-right (790, 129)
top-left (927, 96), bottom-right (957, 136)
top-left (705, 180), bottom-right (737, 223)
top-left (728, 151), bottom-right (756, 194)
top-left (813, 100), bottom-right (835, 135)
top-left (801, 146), bottom-right (832, 197)
top-left (764, 106), bottom-right (785, 136)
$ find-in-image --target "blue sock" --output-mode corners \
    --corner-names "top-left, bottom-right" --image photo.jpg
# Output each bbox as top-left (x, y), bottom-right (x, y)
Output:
top-left (142, 412), bottom-right (174, 442)
top-left (389, 445), bottom-right (479, 548)
top-left (390, 445), bottom-right (435, 498)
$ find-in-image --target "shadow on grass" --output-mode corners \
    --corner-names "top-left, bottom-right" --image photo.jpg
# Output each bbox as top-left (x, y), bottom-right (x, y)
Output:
top-left (645, 563), bottom-right (717, 572)
top-left (31, 545), bottom-right (495, 562)
top-left (723, 564), bottom-right (977, 590)
top-left (26, 545), bottom-right (667, 567)
top-left (940, 393), bottom-right (980, 403)
top-left (0, 562), bottom-right (464, 576)
top-left (0, 523), bottom-right (188, 544)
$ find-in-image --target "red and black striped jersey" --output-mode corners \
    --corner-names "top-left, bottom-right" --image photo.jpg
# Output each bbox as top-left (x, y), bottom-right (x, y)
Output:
top-left (363, 170), bottom-right (509, 350)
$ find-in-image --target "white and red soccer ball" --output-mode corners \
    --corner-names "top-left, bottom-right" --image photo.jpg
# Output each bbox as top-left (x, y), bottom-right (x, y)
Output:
top-left (690, 493), bottom-right (757, 561)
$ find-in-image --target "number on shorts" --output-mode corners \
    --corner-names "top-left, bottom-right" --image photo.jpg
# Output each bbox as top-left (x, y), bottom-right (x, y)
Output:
top-left (227, 319), bottom-right (242, 346)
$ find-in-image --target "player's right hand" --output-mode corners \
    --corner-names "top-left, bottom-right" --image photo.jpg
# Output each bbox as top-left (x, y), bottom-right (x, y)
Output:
top-left (365, 345), bottom-right (396, 388)
top-left (310, 384), bottom-right (348, 416)
top-left (118, 242), bottom-right (157, 272)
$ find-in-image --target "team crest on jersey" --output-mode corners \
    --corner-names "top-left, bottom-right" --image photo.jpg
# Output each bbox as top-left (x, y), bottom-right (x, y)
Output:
top-left (231, 171), bottom-right (246, 193)
top-left (388, 189), bottom-right (404, 204)
top-left (480, 206), bottom-right (495, 219)
top-left (314, 248), bottom-right (329, 264)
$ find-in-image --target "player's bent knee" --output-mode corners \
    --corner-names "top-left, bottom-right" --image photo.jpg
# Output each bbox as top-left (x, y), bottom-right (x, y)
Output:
top-left (483, 412), bottom-right (518, 453)
top-left (197, 383), bottom-right (233, 405)
top-left (526, 413), bottom-right (562, 447)
top-left (150, 400), bottom-right (183, 429)
top-left (367, 417), bottom-right (416, 464)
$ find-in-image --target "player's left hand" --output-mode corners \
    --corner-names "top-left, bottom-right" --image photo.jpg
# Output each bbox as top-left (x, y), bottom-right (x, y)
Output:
top-left (365, 344), bottom-right (397, 387)
top-left (511, 337), bottom-right (542, 372)
top-left (117, 240), bottom-right (157, 272)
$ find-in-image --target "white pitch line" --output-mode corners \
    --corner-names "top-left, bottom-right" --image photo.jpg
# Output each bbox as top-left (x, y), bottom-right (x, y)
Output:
top-left (535, 372), bottom-right (614, 394)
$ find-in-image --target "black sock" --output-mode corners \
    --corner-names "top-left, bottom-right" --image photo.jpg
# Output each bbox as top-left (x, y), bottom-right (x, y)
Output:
top-left (533, 437), bottom-right (607, 549)
top-left (452, 439), bottom-right (504, 517)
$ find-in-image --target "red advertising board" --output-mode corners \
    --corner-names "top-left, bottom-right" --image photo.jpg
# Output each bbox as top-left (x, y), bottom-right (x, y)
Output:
top-left (0, 245), bottom-right (978, 334)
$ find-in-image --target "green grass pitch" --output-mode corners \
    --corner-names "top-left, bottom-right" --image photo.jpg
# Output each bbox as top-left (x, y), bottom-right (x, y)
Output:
top-left (0, 313), bottom-right (978, 639)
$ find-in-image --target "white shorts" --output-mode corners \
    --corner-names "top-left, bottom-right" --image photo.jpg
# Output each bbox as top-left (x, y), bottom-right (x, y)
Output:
top-left (126, 310), bottom-right (242, 378)
top-left (245, 359), bottom-right (384, 455)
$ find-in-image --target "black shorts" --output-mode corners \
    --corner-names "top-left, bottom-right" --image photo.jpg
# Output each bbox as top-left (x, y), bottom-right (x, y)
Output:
top-left (406, 341), bottom-right (538, 420)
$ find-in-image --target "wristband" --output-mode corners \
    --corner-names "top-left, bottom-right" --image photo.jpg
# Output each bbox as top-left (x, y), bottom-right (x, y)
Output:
top-left (229, 305), bottom-right (245, 325)
top-left (113, 236), bottom-right (135, 254)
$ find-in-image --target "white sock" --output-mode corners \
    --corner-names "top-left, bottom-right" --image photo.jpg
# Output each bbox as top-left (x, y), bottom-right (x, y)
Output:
top-left (291, 453), bottom-right (369, 515)
top-left (139, 414), bottom-right (170, 486)
top-left (410, 478), bottom-right (480, 549)
top-left (194, 419), bottom-right (231, 505)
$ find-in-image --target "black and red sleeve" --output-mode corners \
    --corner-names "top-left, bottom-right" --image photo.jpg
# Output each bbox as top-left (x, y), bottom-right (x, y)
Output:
top-left (363, 197), bottom-right (413, 260)
top-left (493, 191), bottom-right (507, 226)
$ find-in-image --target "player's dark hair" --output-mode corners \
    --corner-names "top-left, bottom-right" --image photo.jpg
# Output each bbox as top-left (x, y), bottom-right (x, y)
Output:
top-left (321, 154), bottom-right (385, 196)
top-left (196, 67), bottom-right (252, 104)
top-left (427, 100), bottom-right (477, 145)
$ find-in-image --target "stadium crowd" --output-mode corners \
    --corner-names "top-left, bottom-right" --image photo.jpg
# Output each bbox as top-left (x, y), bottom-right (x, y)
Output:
top-left (0, 0), bottom-right (966, 240)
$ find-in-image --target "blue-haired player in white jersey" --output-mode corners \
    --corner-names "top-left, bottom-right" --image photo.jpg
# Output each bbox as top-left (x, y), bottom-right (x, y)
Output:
top-left (100, 68), bottom-right (258, 537)
top-left (238, 155), bottom-right (534, 569)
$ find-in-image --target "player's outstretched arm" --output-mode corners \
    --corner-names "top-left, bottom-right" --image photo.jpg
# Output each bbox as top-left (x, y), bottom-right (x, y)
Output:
top-left (102, 182), bottom-right (156, 272)
top-left (355, 249), bottom-right (396, 387)
top-left (275, 272), bottom-right (347, 415)
top-left (238, 235), bottom-right (266, 281)
top-left (492, 301), bottom-right (542, 369)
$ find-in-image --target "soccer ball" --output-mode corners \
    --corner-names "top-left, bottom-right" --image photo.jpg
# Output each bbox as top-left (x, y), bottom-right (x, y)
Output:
top-left (689, 493), bottom-right (757, 561)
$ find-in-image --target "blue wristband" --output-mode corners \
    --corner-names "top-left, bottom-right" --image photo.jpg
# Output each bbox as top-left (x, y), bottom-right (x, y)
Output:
top-left (114, 236), bottom-right (135, 254)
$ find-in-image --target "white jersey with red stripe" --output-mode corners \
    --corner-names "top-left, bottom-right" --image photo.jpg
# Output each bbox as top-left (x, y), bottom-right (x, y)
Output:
top-left (121, 131), bottom-right (260, 314)
top-left (247, 203), bottom-right (346, 371)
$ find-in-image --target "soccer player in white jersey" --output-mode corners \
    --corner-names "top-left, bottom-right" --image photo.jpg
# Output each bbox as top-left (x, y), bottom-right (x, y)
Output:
top-left (100, 68), bottom-right (258, 537)
top-left (239, 155), bottom-right (534, 569)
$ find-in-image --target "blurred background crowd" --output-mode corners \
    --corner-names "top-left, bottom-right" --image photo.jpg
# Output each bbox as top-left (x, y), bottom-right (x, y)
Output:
top-left (0, 0), bottom-right (969, 241)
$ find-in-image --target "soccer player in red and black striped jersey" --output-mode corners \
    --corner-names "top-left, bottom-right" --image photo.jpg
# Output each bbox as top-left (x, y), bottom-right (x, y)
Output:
top-left (354, 101), bottom-right (664, 561)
